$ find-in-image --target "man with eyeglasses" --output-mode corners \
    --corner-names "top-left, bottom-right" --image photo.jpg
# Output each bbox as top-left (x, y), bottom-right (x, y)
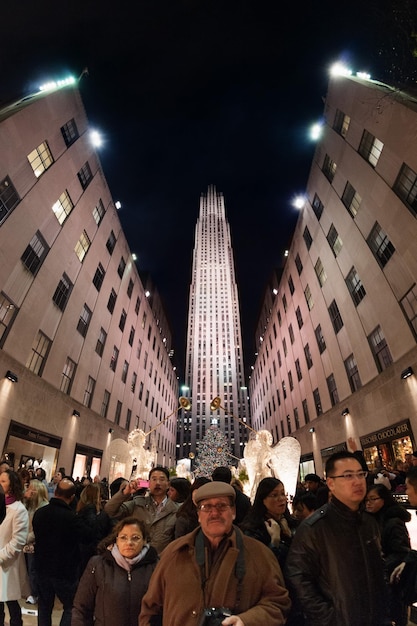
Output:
top-left (286, 451), bottom-right (388, 626)
top-left (140, 481), bottom-right (291, 625)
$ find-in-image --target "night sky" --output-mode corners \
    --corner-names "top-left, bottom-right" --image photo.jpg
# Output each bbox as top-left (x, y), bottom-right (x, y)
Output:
top-left (1, 1), bottom-right (379, 380)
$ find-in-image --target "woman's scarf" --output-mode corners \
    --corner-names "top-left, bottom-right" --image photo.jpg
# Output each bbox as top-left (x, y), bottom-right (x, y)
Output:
top-left (110, 542), bottom-right (150, 572)
top-left (5, 494), bottom-right (16, 506)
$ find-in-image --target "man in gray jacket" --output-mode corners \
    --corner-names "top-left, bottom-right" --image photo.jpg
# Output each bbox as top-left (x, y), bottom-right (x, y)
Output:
top-left (286, 451), bottom-right (387, 626)
top-left (104, 466), bottom-right (177, 553)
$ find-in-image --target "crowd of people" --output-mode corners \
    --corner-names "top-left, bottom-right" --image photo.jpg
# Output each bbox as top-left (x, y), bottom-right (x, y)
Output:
top-left (0, 452), bottom-right (417, 625)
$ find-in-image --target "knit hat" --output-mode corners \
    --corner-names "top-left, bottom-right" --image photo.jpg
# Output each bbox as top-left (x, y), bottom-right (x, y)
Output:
top-left (193, 481), bottom-right (236, 505)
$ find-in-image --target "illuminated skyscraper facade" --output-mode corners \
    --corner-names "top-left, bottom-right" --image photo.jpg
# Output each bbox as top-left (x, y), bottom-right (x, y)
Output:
top-left (178, 185), bottom-right (250, 460)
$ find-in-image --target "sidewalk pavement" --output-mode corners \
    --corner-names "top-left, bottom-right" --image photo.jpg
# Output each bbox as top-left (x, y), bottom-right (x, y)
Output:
top-left (18, 598), bottom-right (63, 626)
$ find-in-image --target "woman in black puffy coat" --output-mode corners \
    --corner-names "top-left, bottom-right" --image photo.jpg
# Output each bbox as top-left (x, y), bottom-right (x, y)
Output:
top-left (72, 517), bottom-right (158, 626)
top-left (366, 483), bottom-right (411, 626)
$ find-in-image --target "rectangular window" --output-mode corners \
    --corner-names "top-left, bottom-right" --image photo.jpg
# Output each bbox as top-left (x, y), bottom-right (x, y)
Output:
top-left (288, 275), bottom-right (295, 295)
top-left (135, 296), bottom-right (141, 314)
top-left (328, 299), bottom-right (344, 333)
top-left (145, 390), bottom-right (149, 407)
top-left (326, 373), bottom-right (339, 406)
top-left (107, 289), bottom-right (117, 313)
top-left (127, 279), bottom-right (134, 298)
top-left (322, 154), bottom-right (337, 182)
top-left (312, 193), bottom-right (324, 220)
top-left (327, 224), bottom-right (343, 257)
top-left (294, 407), bottom-right (300, 430)
top-left (106, 231), bottom-right (116, 255)
top-left (393, 163), bottom-right (417, 217)
top-left (295, 358), bottom-right (302, 381)
top-left (93, 263), bottom-right (105, 291)
top-left (302, 399), bottom-right (310, 424)
top-left (288, 370), bottom-right (294, 391)
top-left (115, 401), bottom-right (122, 425)
top-left (358, 130), bottom-right (383, 167)
top-left (52, 191), bottom-right (73, 225)
top-left (83, 376), bottom-right (95, 408)
top-left (26, 330), bottom-right (51, 375)
top-left (314, 258), bottom-right (327, 287)
top-left (131, 372), bottom-right (137, 393)
top-left (52, 273), bottom-right (73, 312)
top-left (101, 390), bottom-right (110, 418)
top-left (342, 182), bottom-right (361, 218)
top-left (117, 257), bottom-right (126, 278)
top-left (282, 381), bottom-right (287, 400)
top-left (0, 293), bottom-right (17, 346)
top-left (60, 357), bottom-right (77, 394)
top-left (367, 222), bottom-right (395, 268)
top-left (27, 141), bottom-right (53, 177)
top-left (137, 339), bottom-right (143, 359)
top-left (314, 324), bottom-right (326, 354)
top-left (110, 346), bottom-right (119, 372)
top-left (282, 294), bottom-right (287, 312)
top-left (128, 326), bottom-right (135, 346)
top-left (304, 285), bottom-right (314, 310)
top-left (303, 226), bottom-right (313, 250)
top-left (401, 284), bottom-right (417, 337)
top-left (96, 327), bottom-right (107, 357)
top-left (0, 176), bottom-right (20, 224)
top-left (295, 306), bottom-right (303, 329)
top-left (119, 309), bottom-right (127, 332)
top-left (126, 409), bottom-right (132, 431)
top-left (142, 313), bottom-right (147, 329)
top-left (368, 326), bottom-right (393, 372)
top-left (283, 337), bottom-right (287, 357)
top-left (313, 388), bottom-right (322, 416)
top-left (289, 324), bottom-right (295, 344)
top-left (61, 118), bottom-right (79, 146)
top-left (21, 231), bottom-right (49, 275)
top-left (295, 253), bottom-right (303, 275)
top-left (77, 162), bottom-right (93, 189)
top-left (138, 381), bottom-right (144, 401)
top-left (93, 199), bottom-right (105, 225)
top-left (74, 230), bottom-right (91, 262)
top-left (304, 343), bottom-right (313, 369)
top-left (345, 354), bottom-right (362, 392)
top-left (77, 304), bottom-right (92, 337)
top-left (333, 109), bottom-right (350, 137)
top-left (121, 360), bottom-right (129, 383)
top-left (346, 267), bottom-right (366, 306)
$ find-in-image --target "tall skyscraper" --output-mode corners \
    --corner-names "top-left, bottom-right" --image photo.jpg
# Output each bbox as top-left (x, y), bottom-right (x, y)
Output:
top-left (178, 185), bottom-right (250, 460)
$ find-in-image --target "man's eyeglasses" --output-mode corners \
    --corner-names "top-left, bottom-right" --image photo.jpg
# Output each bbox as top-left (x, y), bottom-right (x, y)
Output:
top-left (329, 471), bottom-right (368, 481)
top-left (117, 535), bottom-right (143, 543)
top-left (198, 503), bottom-right (232, 514)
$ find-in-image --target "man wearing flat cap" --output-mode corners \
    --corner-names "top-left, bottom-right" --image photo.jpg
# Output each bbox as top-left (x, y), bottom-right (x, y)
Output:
top-left (139, 481), bottom-right (290, 625)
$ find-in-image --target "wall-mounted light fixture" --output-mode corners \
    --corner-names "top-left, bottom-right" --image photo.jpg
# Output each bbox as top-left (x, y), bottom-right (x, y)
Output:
top-left (309, 427), bottom-right (315, 433)
top-left (72, 409), bottom-right (80, 418)
top-left (401, 366), bottom-right (414, 380)
top-left (341, 408), bottom-right (349, 417)
top-left (5, 370), bottom-right (18, 383)
top-left (108, 428), bottom-right (114, 434)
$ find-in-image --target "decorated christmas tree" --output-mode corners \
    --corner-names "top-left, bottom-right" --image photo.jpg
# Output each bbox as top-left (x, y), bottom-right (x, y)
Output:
top-left (194, 425), bottom-right (232, 477)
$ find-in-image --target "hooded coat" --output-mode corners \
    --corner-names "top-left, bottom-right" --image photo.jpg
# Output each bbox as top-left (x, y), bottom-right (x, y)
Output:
top-left (139, 526), bottom-right (291, 626)
top-left (72, 544), bottom-right (158, 626)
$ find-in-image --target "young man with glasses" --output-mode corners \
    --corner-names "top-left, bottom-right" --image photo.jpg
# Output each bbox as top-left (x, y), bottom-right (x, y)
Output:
top-left (286, 451), bottom-right (388, 626)
top-left (140, 481), bottom-right (291, 625)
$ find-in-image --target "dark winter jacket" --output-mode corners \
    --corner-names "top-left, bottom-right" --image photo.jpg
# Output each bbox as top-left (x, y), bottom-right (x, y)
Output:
top-left (77, 504), bottom-right (113, 575)
top-left (375, 503), bottom-right (411, 574)
top-left (71, 545), bottom-right (158, 626)
top-left (285, 496), bottom-right (388, 626)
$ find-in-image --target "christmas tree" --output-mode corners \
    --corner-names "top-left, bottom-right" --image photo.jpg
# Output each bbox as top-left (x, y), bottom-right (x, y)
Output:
top-left (194, 425), bottom-right (232, 478)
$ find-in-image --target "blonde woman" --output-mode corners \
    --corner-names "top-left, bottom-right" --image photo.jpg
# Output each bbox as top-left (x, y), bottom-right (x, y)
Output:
top-left (24, 479), bottom-right (49, 604)
top-left (76, 483), bottom-right (112, 573)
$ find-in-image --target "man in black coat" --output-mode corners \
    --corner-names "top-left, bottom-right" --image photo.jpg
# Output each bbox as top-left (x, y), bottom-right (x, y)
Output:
top-left (33, 478), bottom-right (93, 626)
top-left (286, 451), bottom-right (388, 626)
top-left (211, 466), bottom-right (251, 525)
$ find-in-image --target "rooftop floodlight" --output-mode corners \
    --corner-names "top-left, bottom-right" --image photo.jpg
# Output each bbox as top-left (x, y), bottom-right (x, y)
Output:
top-left (309, 427), bottom-right (315, 433)
top-left (108, 428), bottom-right (114, 434)
top-left (341, 408), bottom-right (349, 417)
top-left (5, 370), bottom-right (18, 383)
top-left (72, 409), bottom-right (80, 418)
top-left (401, 366), bottom-right (414, 380)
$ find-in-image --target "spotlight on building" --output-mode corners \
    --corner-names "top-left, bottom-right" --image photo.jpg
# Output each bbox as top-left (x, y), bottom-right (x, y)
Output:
top-left (309, 427), bottom-right (315, 433)
top-left (341, 408), bottom-right (349, 417)
top-left (108, 428), bottom-right (114, 434)
top-left (401, 366), bottom-right (414, 380)
top-left (72, 409), bottom-right (80, 418)
top-left (5, 370), bottom-right (18, 383)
